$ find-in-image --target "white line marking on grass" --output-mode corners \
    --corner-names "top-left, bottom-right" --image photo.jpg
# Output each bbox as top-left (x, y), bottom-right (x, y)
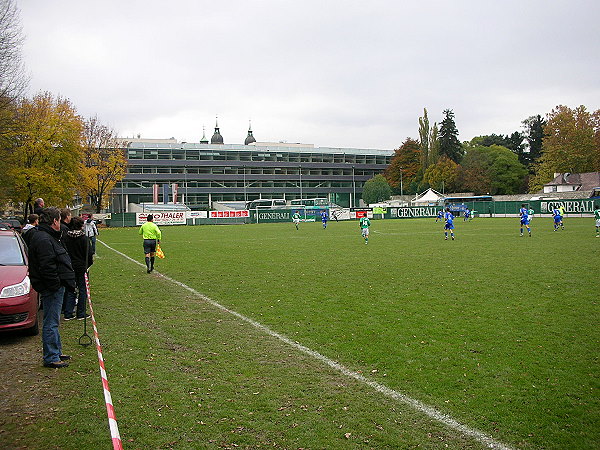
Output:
top-left (99, 239), bottom-right (513, 450)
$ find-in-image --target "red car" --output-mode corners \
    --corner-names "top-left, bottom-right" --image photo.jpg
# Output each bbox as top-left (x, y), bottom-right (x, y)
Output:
top-left (0, 228), bottom-right (39, 335)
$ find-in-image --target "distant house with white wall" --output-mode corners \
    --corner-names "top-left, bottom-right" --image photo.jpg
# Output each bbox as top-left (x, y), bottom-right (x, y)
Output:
top-left (543, 172), bottom-right (600, 194)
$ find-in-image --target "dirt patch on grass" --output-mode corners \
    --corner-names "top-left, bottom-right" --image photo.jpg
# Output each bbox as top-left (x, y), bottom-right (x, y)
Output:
top-left (0, 330), bottom-right (59, 448)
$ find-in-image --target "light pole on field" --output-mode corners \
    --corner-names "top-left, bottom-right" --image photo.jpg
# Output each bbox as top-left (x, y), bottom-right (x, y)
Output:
top-left (352, 165), bottom-right (356, 208)
top-left (121, 182), bottom-right (125, 227)
top-left (184, 165), bottom-right (188, 207)
top-left (299, 165), bottom-right (303, 200)
top-left (243, 164), bottom-right (247, 205)
top-left (400, 167), bottom-right (403, 197)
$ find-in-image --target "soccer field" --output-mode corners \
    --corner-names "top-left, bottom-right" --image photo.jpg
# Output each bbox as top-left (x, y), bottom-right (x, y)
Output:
top-left (28, 217), bottom-right (598, 448)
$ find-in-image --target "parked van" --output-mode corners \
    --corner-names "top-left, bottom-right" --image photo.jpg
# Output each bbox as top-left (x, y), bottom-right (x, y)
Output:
top-left (246, 199), bottom-right (287, 209)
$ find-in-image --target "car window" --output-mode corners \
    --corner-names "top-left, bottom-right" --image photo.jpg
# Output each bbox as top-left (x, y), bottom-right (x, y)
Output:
top-left (0, 235), bottom-right (25, 265)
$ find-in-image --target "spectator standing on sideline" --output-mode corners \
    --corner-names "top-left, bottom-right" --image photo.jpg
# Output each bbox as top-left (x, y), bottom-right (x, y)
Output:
top-left (138, 214), bottom-right (162, 273)
top-left (59, 208), bottom-right (72, 236)
top-left (33, 198), bottom-right (45, 216)
top-left (84, 218), bottom-right (99, 255)
top-left (27, 207), bottom-right (76, 368)
top-left (63, 217), bottom-right (93, 320)
top-left (22, 214), bottom-right (39, 247)
top-left (59, 208), bottom-right (73, 315)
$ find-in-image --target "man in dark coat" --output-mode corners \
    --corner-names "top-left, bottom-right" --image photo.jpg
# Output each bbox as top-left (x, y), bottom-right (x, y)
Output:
top-left (28, 207), bottom-right (76, 368)
top-left (63, 216), bottom-right (93, 320)
top-left (33, 198), bottom-right (45, 216)
top-left (59, 208), bottom-right (72, 314)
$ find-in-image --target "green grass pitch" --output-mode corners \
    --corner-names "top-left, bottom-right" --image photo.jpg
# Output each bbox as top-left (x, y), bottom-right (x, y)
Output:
top-left (25, 217), bottom-right (599, 449)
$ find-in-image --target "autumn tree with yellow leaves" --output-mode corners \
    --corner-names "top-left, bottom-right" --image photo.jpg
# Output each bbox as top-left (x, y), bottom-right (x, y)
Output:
top-left (80, 116), bottom-right (127, 213)
top-left (1, 92), bottom-right (84, 218)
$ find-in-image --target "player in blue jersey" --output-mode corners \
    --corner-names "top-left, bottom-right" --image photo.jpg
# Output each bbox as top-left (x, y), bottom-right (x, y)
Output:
top-left (443, 207), bottom-right (455, 240)
top-left (552, 207), bottom-right (564, 231)
top-left (464, 208), bottom-right (470, 221)
top-left (436, 210), bottom-right (443, 222)
top-left (320, 211), bottom-right (328, 229)
top-left (519, 203), bottom-right (531, 237)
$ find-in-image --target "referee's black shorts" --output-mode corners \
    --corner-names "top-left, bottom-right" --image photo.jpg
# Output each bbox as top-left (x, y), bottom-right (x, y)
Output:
top-left (143, 239), bottom-right (157, 254)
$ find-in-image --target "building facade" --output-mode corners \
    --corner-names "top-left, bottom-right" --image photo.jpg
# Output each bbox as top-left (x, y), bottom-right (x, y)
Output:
top-left (114, 126), bottom-right (393, 211)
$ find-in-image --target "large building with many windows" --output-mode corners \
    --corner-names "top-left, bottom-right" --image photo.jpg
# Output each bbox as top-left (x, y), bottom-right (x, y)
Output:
top-left (114, 124), bottom-right (394, 211)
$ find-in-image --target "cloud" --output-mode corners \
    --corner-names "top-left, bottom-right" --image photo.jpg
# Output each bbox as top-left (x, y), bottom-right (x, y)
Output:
top-left (19, 0), bottom-right (600, 149)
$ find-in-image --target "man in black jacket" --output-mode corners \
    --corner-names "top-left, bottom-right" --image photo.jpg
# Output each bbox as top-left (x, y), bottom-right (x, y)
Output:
top-left (33, 198), bottom-right (45, 216)
top-left (28, 207), bottom-right (76, 368)
top-left (59, 208), bottom-right (72, 315)
top-left (63, 216), bottom-right (93, 320)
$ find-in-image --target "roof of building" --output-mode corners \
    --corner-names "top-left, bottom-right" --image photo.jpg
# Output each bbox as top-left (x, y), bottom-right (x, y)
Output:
top-left (126, 141), bottom-right (393, 156)
top-left (121, 121), bottom-right (394, 154)
top-left (545, 172), bottom-right (600, 190)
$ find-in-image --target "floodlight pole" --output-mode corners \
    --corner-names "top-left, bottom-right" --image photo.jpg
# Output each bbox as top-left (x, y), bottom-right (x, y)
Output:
top-left (299, 165), bottom-right (303, 200)
top-left (243, 164), bottom-right (247, 204)
top-left (184, 165), bottom-right (188, 206)
top-left (352, 165), bottom-right (356, 208)
top-left (400, 167), bottom-right (403, 197)
top-left (121, 183), bottom-right (125, 227)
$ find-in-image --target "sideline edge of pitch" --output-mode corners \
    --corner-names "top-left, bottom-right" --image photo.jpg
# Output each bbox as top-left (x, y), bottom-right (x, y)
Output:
top-left (99, 239), bottom-right (513, 450)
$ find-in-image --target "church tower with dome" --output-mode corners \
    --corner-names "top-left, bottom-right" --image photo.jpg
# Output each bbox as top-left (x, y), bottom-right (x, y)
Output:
top-left (244, 121), bottom-right (256, 145)
top-left (211, 117), bottom-right (224, 144)
top-left (200, 125), bottom-right (209, 144)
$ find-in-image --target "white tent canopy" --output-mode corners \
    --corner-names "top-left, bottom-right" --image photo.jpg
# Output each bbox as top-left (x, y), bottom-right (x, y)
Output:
top-left (412, 188), bottom-right (445, 204)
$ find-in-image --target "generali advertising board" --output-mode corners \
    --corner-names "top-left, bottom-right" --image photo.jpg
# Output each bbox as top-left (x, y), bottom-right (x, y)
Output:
top-left (136, 212), bottom-right (186, 226)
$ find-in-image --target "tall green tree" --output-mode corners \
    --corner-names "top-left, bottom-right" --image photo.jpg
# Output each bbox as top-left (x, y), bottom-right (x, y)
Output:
top-left (466, 132), bottom-right (525, 162)
top-left (418, 108), bottom-right (430, 170)
top-left (2, 92), bottom-right (84, 219)
top-left (384, 137), bottom-right (421, 194)
top-left (362, 174), bottom-right (391, 205)
top-left (459, 145), bottom-right (528, 194)
top-left (468, 134), bottom-right (508, 148)
top-left (529, 105), bottom-right (600, 192)
top-left (429, 122), bottom-right (440, 166)
top-left (438, 109), bottom-right (463, 163)
top-left (522, 115), bottom-right (545, 168)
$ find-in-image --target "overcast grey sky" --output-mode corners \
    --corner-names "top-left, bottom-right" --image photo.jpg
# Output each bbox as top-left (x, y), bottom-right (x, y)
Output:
top-left (19, 0), bottom-right (600, 149)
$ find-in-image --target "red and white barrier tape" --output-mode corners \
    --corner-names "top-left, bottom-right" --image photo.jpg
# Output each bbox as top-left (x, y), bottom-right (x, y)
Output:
top-left (85, 273), bottom-right (124, 450)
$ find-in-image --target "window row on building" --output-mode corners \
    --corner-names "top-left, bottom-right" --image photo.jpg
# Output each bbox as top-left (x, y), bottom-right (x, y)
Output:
top-left (114, 141), bottom-right (394, 210)
top-left (128, 166), bottom-right (375, 176)
top-left (127, 147), bottom-right (389, 165)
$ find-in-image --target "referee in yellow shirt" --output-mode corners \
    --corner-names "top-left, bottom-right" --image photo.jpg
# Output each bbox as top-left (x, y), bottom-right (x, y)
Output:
top-left (138, 214), bottom-right (162, 273)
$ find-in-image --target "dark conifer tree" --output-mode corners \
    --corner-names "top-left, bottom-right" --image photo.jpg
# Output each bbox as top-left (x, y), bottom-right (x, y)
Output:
top-left (522, 115), bottom-right (545, 168)
top-left (438, 109), bottom-right (463, 163)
